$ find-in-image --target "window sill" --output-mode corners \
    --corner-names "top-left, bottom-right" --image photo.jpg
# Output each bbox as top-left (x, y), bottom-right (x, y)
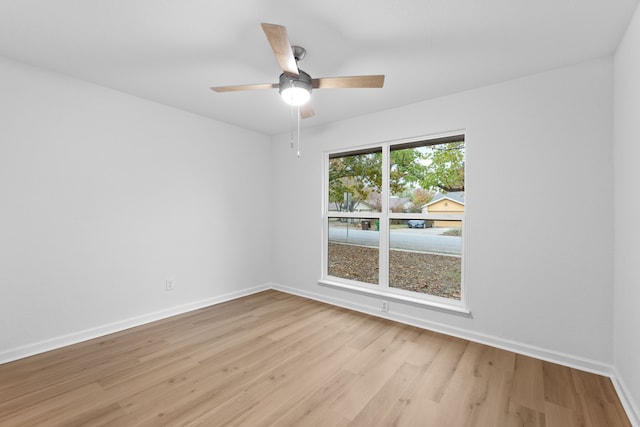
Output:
top-left (318, 279), bottom-right (471, 315)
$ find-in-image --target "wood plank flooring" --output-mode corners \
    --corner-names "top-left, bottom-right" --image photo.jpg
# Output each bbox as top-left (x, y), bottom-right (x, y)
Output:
top-left (0, 290), bottom-right (631, 426)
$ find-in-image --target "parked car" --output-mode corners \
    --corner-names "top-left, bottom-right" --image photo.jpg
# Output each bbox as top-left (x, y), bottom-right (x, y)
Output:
top-left (407, 219), bottom-right (425, 228)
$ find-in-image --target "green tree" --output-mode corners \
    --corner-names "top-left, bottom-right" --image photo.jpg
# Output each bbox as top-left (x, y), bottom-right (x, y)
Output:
top-left (420, 141), bottom-right (465, 193)
top-left (328, 152), bottom-right (381, 211)
top-left (328, 140), bottom-right (464, 212)
top-left (389, 148), bottom-right (428, 195)
top-left (411, 188), bottom-right (434, 209)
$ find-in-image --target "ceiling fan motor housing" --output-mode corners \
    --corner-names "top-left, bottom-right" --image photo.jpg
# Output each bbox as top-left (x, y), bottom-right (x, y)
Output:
top-left (279, 69), bottom-right (313, 96)
top-left (279, 69), bottom-right (313, 106)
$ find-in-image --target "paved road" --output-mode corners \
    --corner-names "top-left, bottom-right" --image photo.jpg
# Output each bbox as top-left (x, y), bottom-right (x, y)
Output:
top-left (328, 227), bottom-right (461, 255)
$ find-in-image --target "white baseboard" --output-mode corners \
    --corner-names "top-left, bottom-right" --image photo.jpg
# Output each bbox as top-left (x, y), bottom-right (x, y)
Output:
top-left (0, 284), bottom-right (270, 365)
top-left (611, 367), bottom-right (640, 427)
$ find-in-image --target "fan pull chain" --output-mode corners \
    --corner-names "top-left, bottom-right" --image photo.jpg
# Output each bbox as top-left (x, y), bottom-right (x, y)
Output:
top-left (297, 105), bottom-right (301, 158)
top-left (290, 104), bottom-right (295, 149)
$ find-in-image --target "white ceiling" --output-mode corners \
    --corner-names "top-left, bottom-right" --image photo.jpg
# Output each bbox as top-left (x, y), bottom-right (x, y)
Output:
top-left (0, 0), bottom-right (637, 135)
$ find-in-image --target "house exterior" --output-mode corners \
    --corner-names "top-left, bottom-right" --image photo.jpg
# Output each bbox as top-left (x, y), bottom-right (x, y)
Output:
top-left (353, 200), bottom-right (378, 212)
top-left (422, 192), bottom-right (464, 227)
top-left (388, 196), bottom-right (414, 213)
top-left (351, 195), bottom-right (415, 213)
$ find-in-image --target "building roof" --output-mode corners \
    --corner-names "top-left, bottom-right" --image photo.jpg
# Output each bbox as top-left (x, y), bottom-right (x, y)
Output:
top-left (425, 192), bottom-right (465, 207)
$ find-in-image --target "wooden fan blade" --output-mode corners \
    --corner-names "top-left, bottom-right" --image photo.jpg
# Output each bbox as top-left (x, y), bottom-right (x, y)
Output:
top-left (261, 23), bottom-right (299, 77)
top-left (210, 83), bottom-right (278, 93)
top-left (312, 75), bottom-right (385, 89)
top-left (300, 103), bottom-right (315, 119)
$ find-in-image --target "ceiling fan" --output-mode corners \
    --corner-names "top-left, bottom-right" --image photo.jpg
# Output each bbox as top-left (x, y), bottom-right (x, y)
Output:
top-left (210, 23), bottom-right (385, 119)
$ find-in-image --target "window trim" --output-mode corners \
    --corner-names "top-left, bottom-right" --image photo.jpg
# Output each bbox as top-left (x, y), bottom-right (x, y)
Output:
top-left (317, 278), bottom-right (471, 315)
top-left (320, 131), bottom-right (469, 315)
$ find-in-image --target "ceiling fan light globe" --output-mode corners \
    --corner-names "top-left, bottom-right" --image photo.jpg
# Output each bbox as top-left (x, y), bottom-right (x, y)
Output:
top-left (280, 86), bottom-right (311, 106)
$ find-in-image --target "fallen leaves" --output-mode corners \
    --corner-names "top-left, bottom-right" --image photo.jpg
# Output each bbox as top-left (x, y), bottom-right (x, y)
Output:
top-left (328, 242), bottom-right (461, 300)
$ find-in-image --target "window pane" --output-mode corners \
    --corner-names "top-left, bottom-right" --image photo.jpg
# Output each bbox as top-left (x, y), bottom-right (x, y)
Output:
top-left (328, 217), bottom-right (379, 285)
top-left (389, 219), bottom-right (462, 299)
top-left (328, 150), bottom-right (382, 213)
top-left (389, 140), bottom-right (464, 214)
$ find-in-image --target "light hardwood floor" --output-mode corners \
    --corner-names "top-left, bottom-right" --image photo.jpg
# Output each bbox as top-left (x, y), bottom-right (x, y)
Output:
top-left (0, 290), bottom-right (631, 426)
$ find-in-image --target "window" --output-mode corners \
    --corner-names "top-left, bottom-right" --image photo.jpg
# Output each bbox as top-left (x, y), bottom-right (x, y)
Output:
top-left (322, 133), bottom-right (466, 310)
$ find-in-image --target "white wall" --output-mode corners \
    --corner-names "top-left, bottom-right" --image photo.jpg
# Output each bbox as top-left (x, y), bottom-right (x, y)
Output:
top-left (272, 58), bottom-right (614, 368)
top-left (0, 56), bottom-right (272, 360)
top-left (614, 2), bottom-right (640, 421)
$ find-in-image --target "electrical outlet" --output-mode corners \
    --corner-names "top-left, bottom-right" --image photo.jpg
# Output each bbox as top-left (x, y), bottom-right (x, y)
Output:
top-left (381, 301), bottom-right (389, 312)
top-left (165, 279), bottom-right (175, 291)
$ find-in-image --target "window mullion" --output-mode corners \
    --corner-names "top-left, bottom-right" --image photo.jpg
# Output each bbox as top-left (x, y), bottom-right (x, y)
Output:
top-left (379, 145), bottom-right (390, 288)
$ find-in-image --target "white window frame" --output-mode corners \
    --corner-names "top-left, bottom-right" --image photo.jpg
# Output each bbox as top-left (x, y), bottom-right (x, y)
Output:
top-left (319, 131), bottom-right (469, 315)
